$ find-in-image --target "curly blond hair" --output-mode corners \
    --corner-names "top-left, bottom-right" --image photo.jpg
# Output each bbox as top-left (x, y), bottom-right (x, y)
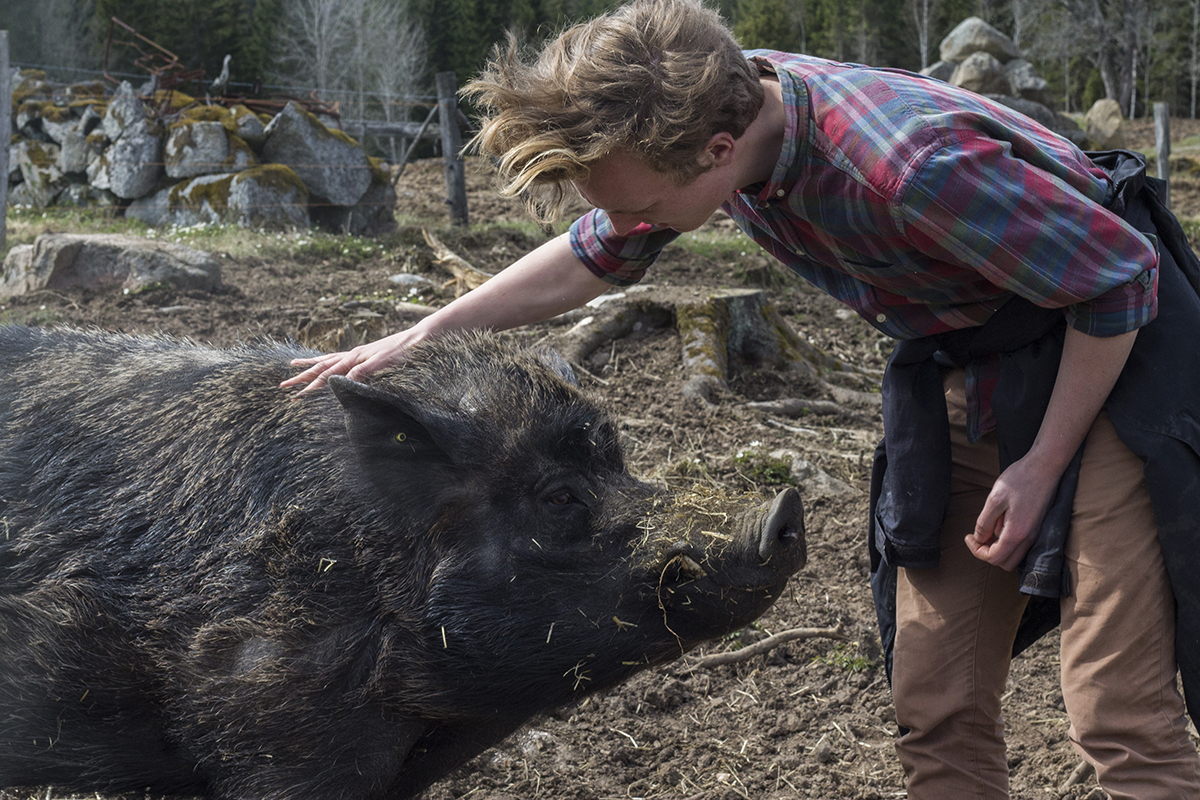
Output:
top-left (463, 0), bottom-right (764, 223)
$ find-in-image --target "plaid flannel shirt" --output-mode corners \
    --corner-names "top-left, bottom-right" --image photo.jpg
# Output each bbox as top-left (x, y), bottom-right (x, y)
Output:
top-left (569, 50), bottom-right (1158, 437)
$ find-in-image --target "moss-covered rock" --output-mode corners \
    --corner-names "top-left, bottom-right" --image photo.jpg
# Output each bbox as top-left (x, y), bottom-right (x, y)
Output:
top-left (128, 164), bottom-right (309, 230)
top-left (164, 120), bottom-right (256, 179)
top-left (262, 101), bottom-right (372, 206)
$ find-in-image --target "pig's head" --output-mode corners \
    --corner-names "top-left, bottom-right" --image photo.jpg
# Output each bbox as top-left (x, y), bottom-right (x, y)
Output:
top-left (328, 332), bottom-right (806, 723)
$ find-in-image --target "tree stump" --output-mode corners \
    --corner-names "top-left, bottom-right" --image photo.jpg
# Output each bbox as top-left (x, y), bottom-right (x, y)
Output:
top-left (552, 286), bottom-right (881, 407)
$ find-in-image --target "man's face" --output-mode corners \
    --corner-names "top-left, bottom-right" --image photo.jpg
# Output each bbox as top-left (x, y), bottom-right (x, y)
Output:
top-left (573, 150), bottom-right (738, 236)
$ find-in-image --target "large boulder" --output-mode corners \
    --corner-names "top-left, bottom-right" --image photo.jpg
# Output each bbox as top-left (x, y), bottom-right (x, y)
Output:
top-left (90, 118), bottom-right (165, 199)
top-left (58, 125), bottom-right (106, 175)
top-left (100, 81), bottom-right (146, 141)
top-left (0, 233), bottom-right (222, 298)
top-left (164, 120), bottom-right (257, 179)
top-left (127, 164), bottom-right (310, 230)
top-left (310, 159), bottom-right (396, 235)
top-left (920, 61), bottom-right (957, 83)
top-left (950, 51), bottom-right (1011, 96)
top-left (262, 101), bottom-right (372, 206)
top-left (12, 140), bottom-right (66, 208)
top-left (1004, 59), bottom-right (1052, 107)
top-left (940, 17), bottom-right (1021, 63)
top-left (1084, 98), bottom-right (1126, 149)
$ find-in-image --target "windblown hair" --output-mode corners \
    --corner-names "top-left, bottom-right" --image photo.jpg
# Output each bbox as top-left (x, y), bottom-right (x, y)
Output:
top-left (463, 0), bottom-right (765, 223)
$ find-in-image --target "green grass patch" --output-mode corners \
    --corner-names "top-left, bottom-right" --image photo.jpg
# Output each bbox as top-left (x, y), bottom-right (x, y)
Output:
top-left (732, 447), bottom-right (792, 485)
top-left (813, 642), bottom-right (874, 674)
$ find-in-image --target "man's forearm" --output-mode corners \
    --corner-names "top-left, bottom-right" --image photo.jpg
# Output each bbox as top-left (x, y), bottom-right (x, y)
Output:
top-left (416, 233), bottom-right (613, 338)
top-left (1028, 326), bottom-right (1138, 473)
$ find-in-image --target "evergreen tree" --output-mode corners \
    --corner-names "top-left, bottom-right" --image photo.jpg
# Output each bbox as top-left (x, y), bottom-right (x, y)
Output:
top-left (733, 0), bottom-right (801, 52)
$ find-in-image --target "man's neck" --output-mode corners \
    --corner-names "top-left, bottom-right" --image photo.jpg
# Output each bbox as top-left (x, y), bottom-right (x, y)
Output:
top-left (735, 77), bottom-right (787, 190)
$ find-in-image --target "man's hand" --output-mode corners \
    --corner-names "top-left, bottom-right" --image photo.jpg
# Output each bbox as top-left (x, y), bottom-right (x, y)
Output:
top-left (966, 454), bottom-right (1061, 570)
top-left (281, 327), bottom-right (432, 395)
top-left (965, 326), bottom-right (1137, 570)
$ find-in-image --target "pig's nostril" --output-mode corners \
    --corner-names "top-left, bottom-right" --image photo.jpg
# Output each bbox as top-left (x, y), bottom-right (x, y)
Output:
top-left (759, 488), bottom-right (806, 562)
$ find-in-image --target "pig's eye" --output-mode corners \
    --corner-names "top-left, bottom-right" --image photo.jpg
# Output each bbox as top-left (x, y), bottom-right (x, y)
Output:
top-left (542, 485), bottom-right (586, 509)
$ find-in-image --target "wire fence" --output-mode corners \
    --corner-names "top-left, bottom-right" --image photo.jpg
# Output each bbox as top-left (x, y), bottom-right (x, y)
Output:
top-left (11, 60), bottom-right (439, 112)
top-left (6, 56), bottom-right (470, 228)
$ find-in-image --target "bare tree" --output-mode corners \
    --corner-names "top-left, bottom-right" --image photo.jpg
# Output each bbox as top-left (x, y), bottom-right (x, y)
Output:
top-left (908, 0), bottom-right (939, 70)
top-left (273, 0), bottom-right (428, 156)
top-left (1131, 0), bottom-right (1170, 119)
top-left (362, 0), bottom-right (428, 161)
top-left (1022, 0), bottom-right (1085, 111)
top-left (275, 0), bottom-right (356, 95)
top-left (1191, 0), bottom-right (1199, 117)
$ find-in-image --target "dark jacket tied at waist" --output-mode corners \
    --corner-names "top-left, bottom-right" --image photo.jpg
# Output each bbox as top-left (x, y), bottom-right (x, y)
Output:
top-left (868, 150), bottom-right (1200, 722)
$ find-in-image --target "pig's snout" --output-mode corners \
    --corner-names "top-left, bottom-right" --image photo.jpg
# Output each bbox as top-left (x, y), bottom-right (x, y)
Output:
top-left (759, 488), bottom-right (806, 569)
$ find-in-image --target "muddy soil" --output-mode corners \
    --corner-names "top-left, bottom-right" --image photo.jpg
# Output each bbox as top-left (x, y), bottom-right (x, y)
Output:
top-left (2, 120), bottom-right (1199, 800)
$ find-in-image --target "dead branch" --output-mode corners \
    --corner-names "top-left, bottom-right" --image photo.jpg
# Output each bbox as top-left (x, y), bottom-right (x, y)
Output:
top-left (1058, 760), bottom-right (1096, 793)
top-left (422, 229), bottom-right (493, 296)
top-left (689, 622), bottom-right (848, 669)
top-left (746, 397), bottom-right (855, 417)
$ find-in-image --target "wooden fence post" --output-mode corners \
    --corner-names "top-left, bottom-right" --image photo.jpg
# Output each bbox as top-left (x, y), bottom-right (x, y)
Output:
top-left (1, 31), bottom-right (10, 255)
top-left (1154, 102), bottom-right (1170, 210)
top-left (436, 71), bottom-right (468, 227)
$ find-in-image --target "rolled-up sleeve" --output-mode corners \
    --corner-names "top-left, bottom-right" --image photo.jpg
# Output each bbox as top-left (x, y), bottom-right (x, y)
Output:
top-left (899, 137), bottom-right (1158, 337)
top-left (569, 209), bottom-right (681, 287)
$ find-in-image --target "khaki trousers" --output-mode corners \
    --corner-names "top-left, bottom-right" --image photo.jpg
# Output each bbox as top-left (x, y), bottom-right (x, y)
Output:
top-left (892, 369), bottom-right (1200, 799)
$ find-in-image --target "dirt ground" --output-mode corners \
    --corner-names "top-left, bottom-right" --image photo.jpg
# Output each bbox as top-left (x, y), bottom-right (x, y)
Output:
top-left (3, 120), bottom-right (1200, 800)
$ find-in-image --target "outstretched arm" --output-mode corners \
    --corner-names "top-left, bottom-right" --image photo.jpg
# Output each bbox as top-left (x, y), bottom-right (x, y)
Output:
top-left (966, 326), bottom-right (1138, 570)
top-left (280, 233), bottom-right (612, 393)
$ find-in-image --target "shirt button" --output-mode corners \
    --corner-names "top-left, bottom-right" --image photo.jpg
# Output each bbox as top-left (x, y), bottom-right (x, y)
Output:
top-left (876, 313), bottom-right (887, 324)
top-left (775, 189), bottom-right (785, 197)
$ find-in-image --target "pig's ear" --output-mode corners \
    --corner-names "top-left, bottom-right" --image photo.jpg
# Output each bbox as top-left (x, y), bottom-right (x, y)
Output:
top-left (328, 376), bottom-right (456, 466)
top-left (533, 347), bottom-right (579, 386)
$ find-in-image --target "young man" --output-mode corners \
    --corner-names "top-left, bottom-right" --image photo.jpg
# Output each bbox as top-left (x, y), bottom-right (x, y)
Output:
top-left (283, 0), bottom-right (1200, 795)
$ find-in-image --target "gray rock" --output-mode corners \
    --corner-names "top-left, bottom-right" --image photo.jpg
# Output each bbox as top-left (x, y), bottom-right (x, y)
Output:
top-left (101, 81), bottom-right (147, 141)
top-left (165, 120), bottom-right (256, 179)
top-left (124, 185), bottom-right (179, 227)
top-left (951, 51), bottom-right (1011, 96)
top-left (8, 143), bottom-right (26, 183)
top-left (262, 101), bottom-right (372, 206)
top-left (39, 112), bottom-right (78, 145)
top-left (228, 105), bottom-right (267, 149)
top-left (58, 126), bottom-right (105, 175)
top-left (128, 165), bottom-right (309, 230)
top-left (940, 16), bottom-right (1021, 63)
top-left (954, 55), bottom-right (1008, 98)
top-left (920, 60), bottom-right (957, 83)
top-left (13, 140), bottom-right (66, 208)
top-left (1004, 59), bottom-right (1052, 107)
top-left (100, 119), bottom-right (165, 199)
top-left (56, 182), bottom-right (119, 208)
top-left (311, 178), bottom-right (396, 236)
top-left (1084, 98), bottom-right (1126, 149)
top-left (0, 233), bottom-right (222, 297)
top-left (8, 182), bottom-right (38, 207)
top-left (985, 94), bottom-right (1060, 132)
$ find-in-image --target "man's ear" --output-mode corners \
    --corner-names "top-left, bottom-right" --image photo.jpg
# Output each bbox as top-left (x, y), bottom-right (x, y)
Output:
top-left (699, 131), bottom-right (737, 170)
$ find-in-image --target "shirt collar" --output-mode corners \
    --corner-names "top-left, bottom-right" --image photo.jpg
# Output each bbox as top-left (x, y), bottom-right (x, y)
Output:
top-left (743, 53), bottom-right (808, 209)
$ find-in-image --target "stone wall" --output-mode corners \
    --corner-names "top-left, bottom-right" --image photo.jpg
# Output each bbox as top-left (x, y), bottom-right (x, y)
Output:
top-left (7, 70), bottom-right (396, 234)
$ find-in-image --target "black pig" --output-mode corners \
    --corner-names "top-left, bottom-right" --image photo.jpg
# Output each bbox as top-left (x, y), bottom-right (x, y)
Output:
top-left (0, 325), bottom-right (805, 800)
